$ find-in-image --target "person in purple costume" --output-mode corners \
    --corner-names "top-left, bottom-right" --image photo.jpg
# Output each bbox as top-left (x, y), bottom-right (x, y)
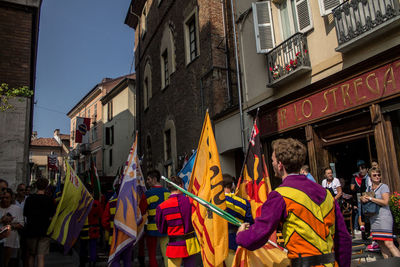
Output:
top-left (236, 138), bottom-right (352, 267)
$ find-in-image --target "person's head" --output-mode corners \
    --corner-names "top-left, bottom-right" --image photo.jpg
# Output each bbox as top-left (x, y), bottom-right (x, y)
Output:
top-left (300, 165), bottom-right (310, 175)
top-left (324, 167), bottom-right (334, 180)
top-left (36, 178), bottom-right (49, 191)
top-left (146, 170), bottom-right (161, 187)
top-left (222, 174), bottom-right (234, 193)
top-left (0, 188), bottom-right (13, 208)
top-left (271, 138), bottom-right (307, 178)
top-left (369, 167), bottom-right (382, 184)
top-left (167, 176), bottom-right (183, 192)
top-left (0, 179), bottom-right (8, 195)
top-left (371, 160), bottom-right (379, 169)
top-left (26, 185), bottom-right (32, 195)
top-left (16, 183), bottom-right (26, 198)
top-left (357, 160), bottom-right (368, 176)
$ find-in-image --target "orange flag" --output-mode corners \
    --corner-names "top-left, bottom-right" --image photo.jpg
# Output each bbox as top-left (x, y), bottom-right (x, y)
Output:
top-left (234, 115), bottom-right (289, 267)
top-left (189, 111), bottom-right (228, 267)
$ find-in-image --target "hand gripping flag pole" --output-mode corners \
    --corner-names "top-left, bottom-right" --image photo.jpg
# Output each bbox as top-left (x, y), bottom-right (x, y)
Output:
top-left (161, 176), bottom-right (241, 227)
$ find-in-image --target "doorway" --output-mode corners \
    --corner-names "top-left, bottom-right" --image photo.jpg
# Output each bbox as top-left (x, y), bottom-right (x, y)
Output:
top-left (325, 135), bottom-right (377, 184)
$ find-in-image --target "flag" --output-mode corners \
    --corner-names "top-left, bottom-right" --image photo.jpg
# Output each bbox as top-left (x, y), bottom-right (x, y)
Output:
top-left (108, 132), bottom-right (147, 265)
top-left (177, 150), bottom-right (196, 190)
top-left (75, 117), bottom-right (90, 143)
top-left (90, 157), bottom-right (102, 200)
top-left (233, 114), bottom-right (289, 267)
top-left (235, 115), bottom-right (271, 218)
top-left (47, 161), bottom-right (93, 253)
top-left (188, 112), bottom-right (228, 267)
top-left (47, 154), bottom-right (58, 170)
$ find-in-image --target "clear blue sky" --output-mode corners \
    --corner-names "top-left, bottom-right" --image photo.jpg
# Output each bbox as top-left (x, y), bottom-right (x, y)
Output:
top-left (33, 0), bottom-right (134, 138)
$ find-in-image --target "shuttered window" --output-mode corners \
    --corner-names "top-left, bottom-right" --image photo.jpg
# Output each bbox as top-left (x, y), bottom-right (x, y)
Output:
top-left (252, 1), bottom-right (275, 53)
top-left (318, 0), bottom-right (342, 16)
top-left (294, 0), bottom-right (313, 33)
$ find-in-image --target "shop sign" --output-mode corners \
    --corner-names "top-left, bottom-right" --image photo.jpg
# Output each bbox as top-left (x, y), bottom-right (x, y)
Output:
top-left (260, 59), bottom-right (400, 136)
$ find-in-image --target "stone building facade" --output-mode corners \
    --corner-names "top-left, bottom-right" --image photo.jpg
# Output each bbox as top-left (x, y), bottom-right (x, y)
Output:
top-left (0, 0), bottom-right (42, 188)
top-left (125, 0), bottom-right (240, 177)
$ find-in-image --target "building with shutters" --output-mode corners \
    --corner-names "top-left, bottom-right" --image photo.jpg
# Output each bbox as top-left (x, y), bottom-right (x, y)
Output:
top-left (67, 74), bottom-right (135, 187)
top-left (125, 0), bottom-right (243, 178)
top-left (231, 0), bottom-right (400, 191)
top-left (101, 76), bottom-right (136, 177)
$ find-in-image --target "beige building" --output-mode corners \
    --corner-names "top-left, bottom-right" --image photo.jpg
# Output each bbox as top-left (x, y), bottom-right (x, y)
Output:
top-left (29, 130), bottom-right (70, 183)
top-left (216, 0), bottom-right (400, 190)
top-left (101, 76), bottom-right (136, 177)
top-left (67, 74), bottom-right (135, 187)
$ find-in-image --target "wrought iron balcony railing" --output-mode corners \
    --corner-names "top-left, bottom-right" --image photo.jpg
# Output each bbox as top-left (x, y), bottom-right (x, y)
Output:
top-left (333, 0), bottom-right (400, 51)
top-left (267, 33), bottom-right (311, 87)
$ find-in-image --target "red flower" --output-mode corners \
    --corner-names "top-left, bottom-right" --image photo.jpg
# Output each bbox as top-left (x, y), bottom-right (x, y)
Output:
top-left (269, 67), bottom-right (273, 71)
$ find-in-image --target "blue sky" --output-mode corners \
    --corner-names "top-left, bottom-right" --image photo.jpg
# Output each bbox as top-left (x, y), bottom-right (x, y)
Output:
top-left (33, 0), bottom-right (134, 137)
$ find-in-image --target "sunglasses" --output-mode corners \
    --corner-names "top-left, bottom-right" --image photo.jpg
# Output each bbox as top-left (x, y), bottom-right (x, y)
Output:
top-left (372, 173), bottom-right (381, 177)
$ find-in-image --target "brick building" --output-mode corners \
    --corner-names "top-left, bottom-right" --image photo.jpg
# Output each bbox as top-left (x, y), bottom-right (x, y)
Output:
top-left (125, 0), bottom-right (242, 177)
top-left (0, 0), bottom-right (42, 188)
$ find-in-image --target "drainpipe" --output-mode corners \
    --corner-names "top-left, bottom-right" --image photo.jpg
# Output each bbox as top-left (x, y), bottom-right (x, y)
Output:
top-left (129, 6), bottom-right (142, 156)
top-left (230, 0), bottom-right (245, 151)
top-left (221, 0), bottom-right (233, 106)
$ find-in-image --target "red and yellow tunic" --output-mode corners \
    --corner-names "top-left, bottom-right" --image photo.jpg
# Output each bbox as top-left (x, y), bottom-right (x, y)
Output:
top-left (156, 193), bottom-right (200, 258)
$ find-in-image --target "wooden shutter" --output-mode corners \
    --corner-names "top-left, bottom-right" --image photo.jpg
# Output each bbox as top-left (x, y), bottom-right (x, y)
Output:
top-left (318, 0), bottom-right (342, 16)
top-left (252, 1), bottom-right (275, 54)
top-left (294, 0), bottom-right (313, 33)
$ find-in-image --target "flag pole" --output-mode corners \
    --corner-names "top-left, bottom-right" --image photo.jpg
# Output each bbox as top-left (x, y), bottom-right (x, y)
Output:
top-left (235, 107), bottom-right (260, 194)
top-left (161, 176), bottom-right (241, 227)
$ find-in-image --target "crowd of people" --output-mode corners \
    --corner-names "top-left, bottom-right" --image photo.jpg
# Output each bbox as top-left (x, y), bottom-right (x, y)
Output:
top-left (0, 178), bottom-right (55, 267)
top-left (2, 137), bottom-right (400, 267)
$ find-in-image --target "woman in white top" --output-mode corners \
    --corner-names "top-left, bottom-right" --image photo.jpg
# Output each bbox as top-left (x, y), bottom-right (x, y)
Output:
top-left (322, 167), bottom-right (343, 201)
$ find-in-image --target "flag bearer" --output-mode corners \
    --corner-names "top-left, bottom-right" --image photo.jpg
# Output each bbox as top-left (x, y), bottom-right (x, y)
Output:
top-left (155, 176), bottom-right (200, 266)
top-left (236, 138), bottom-right (352, 267)
top-left (139, 170), bottom-right (170, 267)
top-left (222, 174), bottom-right (253, 267)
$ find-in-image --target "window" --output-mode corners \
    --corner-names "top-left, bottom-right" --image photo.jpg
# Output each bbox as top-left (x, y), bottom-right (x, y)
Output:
top-left (94, 104), bottom-right (97, 121)
top-left (165, 129), bottom-right (171, 161)
top-left (105, 126), bottom-right (114, 145)
top-left (91, 125), bottom-right (97, 142)
top-left (141, 3), bottom-right (148, 37)
top-left (184, 10), bottom-right (200, 64)
top-left (161, 49), bottom-right (169, 88)
top-left (107, 101), bottom-right (113, 121)
top-left (143, 60), bottom-right (152, 109)
top-left (252, 1), bottom-right (313, 53)
top-left (109, 149), bottom-right (113, 167)
top-left (318, 0), bottom-right (342, 16)
top-left (278, 0), bottom-right (313, 40)
top-left (188, 17), bottom-right (198, 61)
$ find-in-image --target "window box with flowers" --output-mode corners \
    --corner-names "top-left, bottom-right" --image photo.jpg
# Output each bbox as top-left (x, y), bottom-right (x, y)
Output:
top-left (266, 33), bottom-right (311, 87)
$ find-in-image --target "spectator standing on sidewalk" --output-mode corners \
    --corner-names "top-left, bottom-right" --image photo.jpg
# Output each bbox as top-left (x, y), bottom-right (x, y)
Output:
top-left (24, 178), bottom-right (56, 267)
top-left (0, 188), bottom-right (24, 267)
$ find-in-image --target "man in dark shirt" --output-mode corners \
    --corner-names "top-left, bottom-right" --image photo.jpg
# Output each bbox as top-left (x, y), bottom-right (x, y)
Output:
top-left (24, 178), bottom-right (56, 267)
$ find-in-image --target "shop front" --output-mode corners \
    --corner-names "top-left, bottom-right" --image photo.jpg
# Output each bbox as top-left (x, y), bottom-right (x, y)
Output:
top-left (259, 58), bottom-right (400, 192)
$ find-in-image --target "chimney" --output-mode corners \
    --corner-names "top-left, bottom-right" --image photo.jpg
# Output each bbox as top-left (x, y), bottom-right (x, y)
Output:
top-left (54, 129), bottom-right (61, 145)
top-left (31, 131), bottom-right (37, 140)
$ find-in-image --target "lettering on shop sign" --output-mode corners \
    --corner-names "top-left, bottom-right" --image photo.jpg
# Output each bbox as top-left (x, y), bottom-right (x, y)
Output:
top-left (260, 60), bottom-right (400, 136)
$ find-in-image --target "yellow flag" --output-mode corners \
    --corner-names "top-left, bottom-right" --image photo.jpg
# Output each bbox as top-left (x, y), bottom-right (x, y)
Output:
top-left (47, 161), bottom-right (93, 253)
top-left (189, 111), bottom-right (228, 267)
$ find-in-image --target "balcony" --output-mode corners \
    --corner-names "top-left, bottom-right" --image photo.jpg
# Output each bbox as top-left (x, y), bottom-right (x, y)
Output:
top-left (79, 143), bottom-right (91, 155)
top-left (333, 0), bottom-right (400, 53)
top-left (267, 33), bottom-right (311, 87)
